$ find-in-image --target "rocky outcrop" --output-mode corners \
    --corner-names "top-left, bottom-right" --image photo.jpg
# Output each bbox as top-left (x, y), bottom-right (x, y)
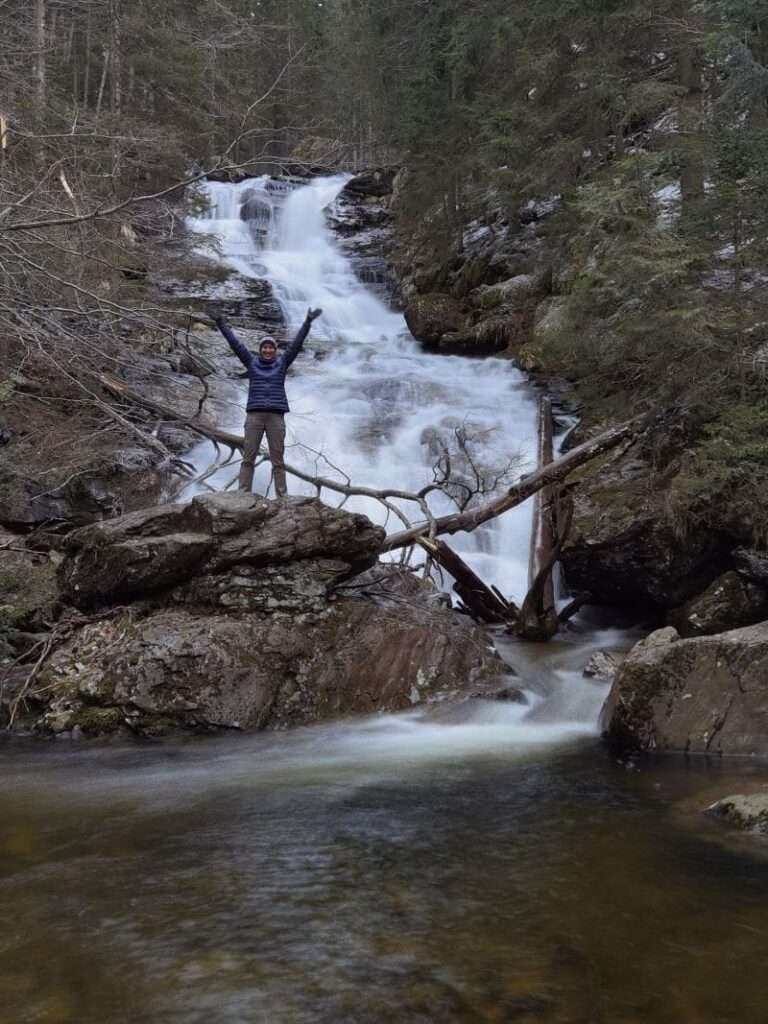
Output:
top-left (9, 494), bottom-right (509, 737)
top-left (59, 492), bottom-right (382, 608)
top-left (668, 571), bottom-right (768, 637)
top-left (705, 793), bottom-right (768, 835)
top-left (403, 293), bottom-right (468, 348)
top-left (560, 445), bottom-right (725, 609)
top-left (38, 583), bottom-right (505, 737)
top-left (600, 623), bottom-right (768, 755)
top-left (734, 547), bottom-right (768, 585)
top-left (344, 168), bottom-right (399, 197)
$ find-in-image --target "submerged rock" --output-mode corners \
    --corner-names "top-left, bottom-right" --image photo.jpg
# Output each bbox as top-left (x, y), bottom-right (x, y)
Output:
top-left (705, 793), bottom-right (768, 835)
top-left (600, 623), bottom-right (768, 755)
top-left (667, 570), bottom-right (768, 638)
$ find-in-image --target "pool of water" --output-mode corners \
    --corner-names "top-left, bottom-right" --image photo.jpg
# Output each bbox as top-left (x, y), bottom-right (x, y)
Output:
top-left (2, 704), bottom-right (767, 1023)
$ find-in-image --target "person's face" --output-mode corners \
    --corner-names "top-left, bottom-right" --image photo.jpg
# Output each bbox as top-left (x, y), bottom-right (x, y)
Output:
top-left (260, 344), bottom-right (277, 363)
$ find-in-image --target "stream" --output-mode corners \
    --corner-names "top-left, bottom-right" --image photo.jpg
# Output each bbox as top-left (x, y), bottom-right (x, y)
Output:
top-left (1, 178), bottom-right (767, 1023)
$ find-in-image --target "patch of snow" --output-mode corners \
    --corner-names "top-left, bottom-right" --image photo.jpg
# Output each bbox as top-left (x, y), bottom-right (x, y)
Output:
top-left (653, 109), bottom-right (678, 135)
top-left (655, 183), bottom-right (681, 227)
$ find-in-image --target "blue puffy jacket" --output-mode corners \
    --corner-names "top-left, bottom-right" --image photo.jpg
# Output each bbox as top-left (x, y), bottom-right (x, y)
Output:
top-left (216, 317), bottom-right (311, 413)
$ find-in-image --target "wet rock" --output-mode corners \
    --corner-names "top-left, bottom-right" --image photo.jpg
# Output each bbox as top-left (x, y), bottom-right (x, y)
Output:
top-left (343, 167), bottom-right (399, 197)
top-left (667, 571), bottom-right (768, 638)
top-left (59, 492), bottom-right (384, 608)
top-left (468, 273), bottom-right (543, 312)
top-left (404, 293), bottom-right (468, 348)
top-left (600, 622), bottom-right (768, 755)
top-left (733, 547), bottom-right (768, 586)
top-left (36, 584), bottom-right (506, 737)
top-left (583, 650), bottom-right (619, 681)
top-left (560, 445), bottom-right (726, 609)
top-left (705, 793), bottom-right (768, 835)
top-left (467, 682), bottom-right (527, 702)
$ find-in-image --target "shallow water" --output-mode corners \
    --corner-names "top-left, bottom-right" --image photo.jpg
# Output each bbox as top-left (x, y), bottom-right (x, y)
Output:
top-left (2, 714), bottom-right (768, 1024)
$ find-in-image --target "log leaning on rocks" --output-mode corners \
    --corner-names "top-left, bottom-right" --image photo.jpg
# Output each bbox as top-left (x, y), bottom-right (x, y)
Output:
top-left (414, 535), bottom-right (518, 624)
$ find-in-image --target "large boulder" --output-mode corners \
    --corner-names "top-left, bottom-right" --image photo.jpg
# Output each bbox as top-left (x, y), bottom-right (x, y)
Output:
top-left (404, 293), bottom-right (468, 348)
top-left (20, 496), bottom-right (512, 737)
top-left (600, 623), bottom-right (768, 755)
top-left (668, 570), bottom-right (768, 637)
top-left (35, 571), bottom-right (507, 737)
top-left (560, 445), bottom-right (725, 609)
top-left (59, 492), bottom-right (383, 607)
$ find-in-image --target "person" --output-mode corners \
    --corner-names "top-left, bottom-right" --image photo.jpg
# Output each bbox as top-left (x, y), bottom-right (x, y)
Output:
top-left (206, 306), bottom-right (322, 497)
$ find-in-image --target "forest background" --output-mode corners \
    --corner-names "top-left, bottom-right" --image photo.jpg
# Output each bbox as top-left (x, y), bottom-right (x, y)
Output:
top-left (2, 0), bottom-right (768, 544)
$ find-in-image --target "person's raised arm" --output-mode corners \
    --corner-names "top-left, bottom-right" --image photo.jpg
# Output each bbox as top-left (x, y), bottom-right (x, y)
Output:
top-left (283, 307), bottom-right (322, 367)
top-left (206, 307), bottom-right (253, 369)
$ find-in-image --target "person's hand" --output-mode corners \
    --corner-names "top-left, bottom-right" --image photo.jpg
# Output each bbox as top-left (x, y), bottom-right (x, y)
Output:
top-left (205, 306), bottom-right (223, 323)
top-left (306, 307), bottom-right (322, 322)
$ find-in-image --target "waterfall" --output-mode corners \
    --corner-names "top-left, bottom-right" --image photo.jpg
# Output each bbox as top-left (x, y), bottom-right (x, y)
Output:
top-left (188, 175), bottom-right (539, 603)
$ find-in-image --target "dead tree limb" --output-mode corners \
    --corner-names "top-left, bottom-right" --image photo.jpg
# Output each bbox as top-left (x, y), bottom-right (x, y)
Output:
top-left (414, 536), bottom-right (518, 625)
top-left (98, 374), bottom-right (641, 559)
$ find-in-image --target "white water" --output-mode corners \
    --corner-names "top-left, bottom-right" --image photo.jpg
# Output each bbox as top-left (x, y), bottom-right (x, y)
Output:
top-left (188, 175), bottom-right (538, 598)
top-left (185, 174), bottom-right (619, 745)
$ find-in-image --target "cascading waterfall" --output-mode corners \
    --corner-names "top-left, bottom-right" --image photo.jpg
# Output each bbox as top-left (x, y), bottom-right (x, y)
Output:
top-left (188, 175), bottom-right (539, 601)
top-left (184, 173), bottom-right (623, 733)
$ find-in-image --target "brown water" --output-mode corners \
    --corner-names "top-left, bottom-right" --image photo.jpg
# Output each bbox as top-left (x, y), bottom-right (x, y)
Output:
top-left (1, 646), bottom-right (768, 1024)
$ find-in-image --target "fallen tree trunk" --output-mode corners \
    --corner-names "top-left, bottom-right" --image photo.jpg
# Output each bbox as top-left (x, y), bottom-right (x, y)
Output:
top-left (381, 418), bottom-right (639, 552)
top-left (414, 535), bottom-right (518, 624)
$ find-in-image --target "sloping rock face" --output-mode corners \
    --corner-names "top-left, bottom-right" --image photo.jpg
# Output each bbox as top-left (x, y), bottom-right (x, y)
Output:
top-left (600, 623), bottom-right (768, 755)
top-left (26, 494), bottom-right (507, 737)
top-left (39, 588), bottom-right (503, 737)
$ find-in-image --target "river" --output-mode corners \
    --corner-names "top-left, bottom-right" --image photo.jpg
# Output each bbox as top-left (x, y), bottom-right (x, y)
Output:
top-left (1, 177), bottom-right (767, 1023)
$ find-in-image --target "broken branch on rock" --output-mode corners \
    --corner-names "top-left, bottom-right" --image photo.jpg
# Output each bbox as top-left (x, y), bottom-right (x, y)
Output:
top-left (414, 535), bottom-right (518, 625)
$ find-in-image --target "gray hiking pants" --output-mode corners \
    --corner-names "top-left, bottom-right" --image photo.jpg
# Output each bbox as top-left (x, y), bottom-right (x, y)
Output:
top-left (239, 410), bottom-right (287, 496)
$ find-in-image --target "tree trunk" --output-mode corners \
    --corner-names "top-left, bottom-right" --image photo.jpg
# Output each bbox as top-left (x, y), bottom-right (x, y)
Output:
top-left (34, 0), bottom-right (46, 108)
top-left (110, 0), bottom-right (122, 114)
top-left (414, 536), bottom-right (517, 624)
top-left (96, 48), bottom-right (110, 116)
